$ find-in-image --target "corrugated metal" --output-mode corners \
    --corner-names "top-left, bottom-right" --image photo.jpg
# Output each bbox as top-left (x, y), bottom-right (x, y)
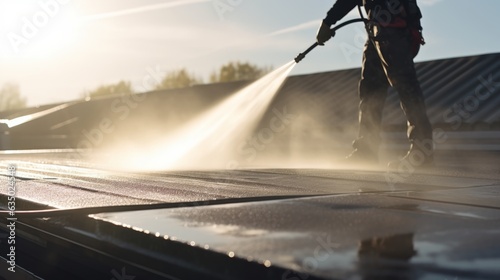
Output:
top-left (273, 52), bottom-right (500, 131)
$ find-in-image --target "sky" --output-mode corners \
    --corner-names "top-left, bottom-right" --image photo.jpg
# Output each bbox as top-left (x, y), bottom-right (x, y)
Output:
top-left (0, 0), bottom-right (499, 107)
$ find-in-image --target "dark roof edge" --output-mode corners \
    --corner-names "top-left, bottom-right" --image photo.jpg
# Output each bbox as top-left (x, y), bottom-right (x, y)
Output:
top-left (289, 52), bottom-right (500, 78)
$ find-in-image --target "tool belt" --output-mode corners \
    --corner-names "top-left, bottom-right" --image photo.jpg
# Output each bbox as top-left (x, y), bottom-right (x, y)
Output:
top-left (366, 18), bottom-right (424, 58)
top-left (366, 16), bottom-right (408, 39)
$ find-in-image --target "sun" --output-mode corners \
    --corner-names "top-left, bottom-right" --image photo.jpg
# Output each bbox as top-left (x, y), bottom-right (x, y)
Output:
top-left (0, 0), bottom-right (80, 58)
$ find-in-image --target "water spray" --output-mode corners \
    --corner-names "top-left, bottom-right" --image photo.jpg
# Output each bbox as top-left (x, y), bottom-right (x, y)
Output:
top-left (102, 20), bottom-right (368, 171)
top-left (294, 18), bottom-right (367, 63)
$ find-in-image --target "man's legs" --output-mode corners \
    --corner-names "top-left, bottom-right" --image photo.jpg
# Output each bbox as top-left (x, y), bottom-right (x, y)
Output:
top-left (374, 28), bottom-right (434, 167)
top-left (348, 39), bottom-right (390, 163)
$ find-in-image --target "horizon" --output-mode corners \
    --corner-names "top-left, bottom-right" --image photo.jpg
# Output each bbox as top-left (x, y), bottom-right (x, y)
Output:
top-left (1, 0), bottom-right (499, 107)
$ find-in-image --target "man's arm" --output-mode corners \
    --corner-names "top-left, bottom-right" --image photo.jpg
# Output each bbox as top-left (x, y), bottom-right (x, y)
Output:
top-left (317, 0), bottom-right (362, 45)
top-left (323, 0), bottom-right (362, 26)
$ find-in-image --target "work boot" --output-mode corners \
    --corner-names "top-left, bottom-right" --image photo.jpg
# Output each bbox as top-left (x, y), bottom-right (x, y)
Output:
top-left (345, 148), bottom-right (379, 166)
top-left (387, 145), bottom-right (434, 171)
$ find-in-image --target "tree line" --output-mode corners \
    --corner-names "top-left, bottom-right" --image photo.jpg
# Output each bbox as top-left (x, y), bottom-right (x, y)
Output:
top-left (0, 61), bottom-right (271, 111)
top-left (83, 61), bottom-right (272, 99)
top-left (0, 83), bottom-right (27, 112)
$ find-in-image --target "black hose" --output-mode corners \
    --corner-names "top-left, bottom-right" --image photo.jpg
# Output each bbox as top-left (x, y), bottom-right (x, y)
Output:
top-left (331, 18), bottom-right (367, 32)
top-left (294, 18), bottom-right (367, 63)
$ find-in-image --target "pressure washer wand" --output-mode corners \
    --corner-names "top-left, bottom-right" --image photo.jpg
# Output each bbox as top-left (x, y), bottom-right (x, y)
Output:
top-left (294, 18), bottom-right (367, 63)
top-left (294, 43), bottom-right (319, 64)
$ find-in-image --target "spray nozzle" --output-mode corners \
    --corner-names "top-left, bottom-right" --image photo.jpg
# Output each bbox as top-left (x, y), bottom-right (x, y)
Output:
top-left (294, 52), bottom-right (306, 63)
top-left (294, 43), bottom-right (319, 64)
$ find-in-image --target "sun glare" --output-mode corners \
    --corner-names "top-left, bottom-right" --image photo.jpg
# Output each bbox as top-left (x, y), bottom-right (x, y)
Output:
top-left (0, 0), bottom-right (80, 58)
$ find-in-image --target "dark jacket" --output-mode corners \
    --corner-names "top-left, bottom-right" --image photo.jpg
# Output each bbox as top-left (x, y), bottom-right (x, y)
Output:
top-left (324, 0), bottom-right (422, 28)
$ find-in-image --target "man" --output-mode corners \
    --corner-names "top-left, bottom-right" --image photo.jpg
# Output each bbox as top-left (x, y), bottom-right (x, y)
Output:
top-left (317, 0), bottom-right (433, 168)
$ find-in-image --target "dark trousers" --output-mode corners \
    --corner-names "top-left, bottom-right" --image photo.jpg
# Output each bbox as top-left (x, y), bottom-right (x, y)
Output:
top-left (354, 27), bottom-right (433, 154)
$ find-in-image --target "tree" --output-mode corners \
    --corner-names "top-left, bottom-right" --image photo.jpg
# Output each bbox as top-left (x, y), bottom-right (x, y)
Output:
top-left (210, 61), bottom-right (272, 83)
top-left (156, 69), bottom-right (201, 90)
top-left (0, 83), bottom-right (27, 111)
top-left (84, 80), bottom-right (134, 99)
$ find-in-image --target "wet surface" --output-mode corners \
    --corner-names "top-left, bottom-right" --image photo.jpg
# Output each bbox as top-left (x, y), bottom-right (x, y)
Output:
top-left (93, 194), bottom-right (500, 279)
top-left (1, 150), bottom-right (499, 209)
top-left (1, 150), bottom-right (500, 279)
top-left (392, 185), bottom-right (500, 209)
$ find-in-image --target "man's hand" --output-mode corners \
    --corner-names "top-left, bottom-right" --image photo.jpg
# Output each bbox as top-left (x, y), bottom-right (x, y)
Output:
top-left (316, 21), bottom-right (333, 45)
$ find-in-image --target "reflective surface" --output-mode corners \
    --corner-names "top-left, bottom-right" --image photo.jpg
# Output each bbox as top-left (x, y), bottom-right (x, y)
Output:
top-left (1, 150), bottom-right (499, 279)
top-left (95, 193), bottom-right (500, 279)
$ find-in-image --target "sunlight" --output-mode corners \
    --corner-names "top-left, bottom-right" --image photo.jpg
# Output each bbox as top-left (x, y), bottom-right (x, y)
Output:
top-left (0, 0), bottom-right (79, 58)
top-left (81, 0), bottom-right (210, 22)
